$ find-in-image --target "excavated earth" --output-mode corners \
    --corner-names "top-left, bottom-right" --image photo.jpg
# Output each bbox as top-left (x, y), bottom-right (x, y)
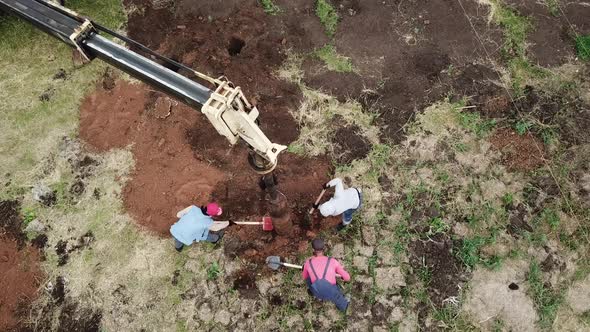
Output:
top-left (78, 0), bottom-right (590, 266)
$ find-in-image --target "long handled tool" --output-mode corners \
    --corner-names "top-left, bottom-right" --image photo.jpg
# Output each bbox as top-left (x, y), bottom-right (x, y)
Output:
top-left (266, 256), bottom-right (343, 277)
top-left (212, 216), bottom-right (273, 231)
top-left (308, 189), bottom-right (327, 214)
top-left (266, 256), bottom-right (302, 270)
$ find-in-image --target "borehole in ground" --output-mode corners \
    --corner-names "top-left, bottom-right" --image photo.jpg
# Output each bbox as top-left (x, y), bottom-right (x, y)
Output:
top-left (227, 37), bottom-right (245, 56)
top-left (232, 269), bottom-right (258, 299)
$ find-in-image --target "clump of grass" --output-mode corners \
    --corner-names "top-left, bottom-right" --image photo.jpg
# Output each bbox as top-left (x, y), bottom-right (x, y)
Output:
top-left (457, 111), bottom-right (496, 137)
top-left (575, 35), bottom-right (590, 61)
top-left (527, 261), bottom-right (563, 329)
top-left (428, 217), bottom-right (450, 235)
top-left (543, 0), bottom-right (559, 16)
top-left (490, 1), bottom-right (548, 93)
top-left (260, 0), bottom-right (281, 15)
top-left (515, 119), bottom-right (533, 135)
top-left (22, 207), bottom-right (37, 225)
top-left (315, 44), bottom-right (354, 72)
top-left (493, 3), bottom-right (531, 58)
top-left (316, 0), bottom-right (339, 37)
top-left (207, 261), bottom-right (221, 280)
top-left (456, 235), bottom-right (500, 270)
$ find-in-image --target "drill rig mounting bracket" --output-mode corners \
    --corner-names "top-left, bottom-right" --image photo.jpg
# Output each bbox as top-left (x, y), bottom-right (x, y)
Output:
top-left (202, 80), bottom-right (286, 174)
top-left (69, 20), bottom-right (95, 62)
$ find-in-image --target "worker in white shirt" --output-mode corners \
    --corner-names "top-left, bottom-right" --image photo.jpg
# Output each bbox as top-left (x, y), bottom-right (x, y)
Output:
top-left (314, 178), bottom-right (362, 231)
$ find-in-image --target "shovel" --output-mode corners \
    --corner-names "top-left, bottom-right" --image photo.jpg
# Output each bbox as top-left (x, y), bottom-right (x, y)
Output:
top-left (213, 216), bottom-right (273, 231)
top-left (308, 189), bottom-right (326, 214)
top-left (266, 256), bottom-right (303, 270)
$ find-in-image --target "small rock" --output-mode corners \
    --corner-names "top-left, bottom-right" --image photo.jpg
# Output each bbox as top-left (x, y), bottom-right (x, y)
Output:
top-left (305, 230), bottom-right (316, 238)
top-left (177, 25), bottom-right (186, 29)
top-left (424, 20), bottom-right (430, 25)
top-left (24, 219), bottom-right (46, 233)
top-left (353, 256), bottom-right (369, 272)
top-left (214, 309), bottom-right (231, 326)
top-left (281, 38), bottom-right (287, 45)
top-left (452, 222), bottom-right (470, 237)
top-left (375, 267), bottom-right (406, 290)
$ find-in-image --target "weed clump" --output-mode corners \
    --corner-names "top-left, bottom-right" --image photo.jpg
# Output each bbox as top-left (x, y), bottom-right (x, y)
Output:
top-left (260, 0), bottom-right (280, 15)
top-left (575, 35), bottom-right (590, 61)
top-left (527, 261), bottom-right (563, 329)
top-left (316, 0), bottom-right (339, 37)
top-left (315, 44), bottom-right (354, 72)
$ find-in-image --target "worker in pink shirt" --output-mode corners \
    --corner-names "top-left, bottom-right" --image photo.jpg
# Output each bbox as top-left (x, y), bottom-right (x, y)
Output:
top-left (302, 238), bottom-right (351, 311)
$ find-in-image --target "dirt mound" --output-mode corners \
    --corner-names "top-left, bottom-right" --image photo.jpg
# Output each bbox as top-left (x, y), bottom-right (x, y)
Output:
top-left (409, 234), bottom-right (469, 308)
top-left (80, 81), bottom-right (226, 234)
top-left (326, 0), bottom-right (502, 143)
top-left (505, 0), bottom-right (590, 67)
top-left (331, 125), bottom-right (372, 164)
top-left (490, 128), bottom-right (546, 172)
top-left (0, 201), bottom-right (43, 331)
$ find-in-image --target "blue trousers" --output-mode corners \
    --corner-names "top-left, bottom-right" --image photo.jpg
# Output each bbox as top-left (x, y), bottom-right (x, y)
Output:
top-left (342, 191), bottom-right (363, 225)
top-left (173, 233), bottom-right (219, 249)
top-left (305, 278), bottom-right (349, 311)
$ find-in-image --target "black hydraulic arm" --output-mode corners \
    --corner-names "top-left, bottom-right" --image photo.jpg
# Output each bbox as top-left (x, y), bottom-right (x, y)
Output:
top-left (0, 0), bottom-right (213, 108)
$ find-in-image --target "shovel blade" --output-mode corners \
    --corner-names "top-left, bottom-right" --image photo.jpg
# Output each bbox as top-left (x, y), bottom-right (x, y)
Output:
top-left (262, 216), bottom-right (273, 231)
top-left (266, 256), bottom-right (282, 270)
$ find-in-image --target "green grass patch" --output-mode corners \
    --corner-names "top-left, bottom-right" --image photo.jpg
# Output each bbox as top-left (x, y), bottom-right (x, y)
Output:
top-left (527, 261), bottom-right (563, 330)
top-left (206, 261), bottom-right (221, 280)
top-left (543, 0), bottom-right (559, 16)
top-left (457, 111), bottom-right (496, 137)
top-left (456, 235), bottom-right (501, 270)
top-left (316, 0), bottom-right (339, 37)
top-left (515, 119), bottom-right (533, 135)
top-left (575, 35), bottom-right (590, 61)
top-left (493, 2), bottom-right (531, 58)
top-left (260, 0), bottom-right (281, 15)
top-left (315, 44), bottom-right (354, 72)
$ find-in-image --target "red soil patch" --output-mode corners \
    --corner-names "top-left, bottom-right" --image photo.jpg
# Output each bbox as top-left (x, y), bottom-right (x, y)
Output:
top-left (490, 128), bottom-right (546, 171)
top-left (80, 81), bottom-right (225, 234)
top-left (0, 201), bottom-right (43, 331)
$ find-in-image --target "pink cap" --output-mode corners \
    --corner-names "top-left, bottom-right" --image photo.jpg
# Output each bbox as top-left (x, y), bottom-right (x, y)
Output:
top-left (206, 203), bottom-right (223, 216)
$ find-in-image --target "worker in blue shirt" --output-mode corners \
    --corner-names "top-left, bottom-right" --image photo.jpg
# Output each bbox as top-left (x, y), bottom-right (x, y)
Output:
top-left (171, 202), bottom-right (223, 252)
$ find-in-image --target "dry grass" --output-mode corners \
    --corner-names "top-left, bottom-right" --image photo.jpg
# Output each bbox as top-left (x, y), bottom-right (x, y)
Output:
top-left (277, 52), bottom-right (379, 157)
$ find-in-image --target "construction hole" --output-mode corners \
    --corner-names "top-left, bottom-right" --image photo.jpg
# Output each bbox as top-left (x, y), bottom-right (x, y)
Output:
top-left (228, 37), bottom-right (245, 56)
